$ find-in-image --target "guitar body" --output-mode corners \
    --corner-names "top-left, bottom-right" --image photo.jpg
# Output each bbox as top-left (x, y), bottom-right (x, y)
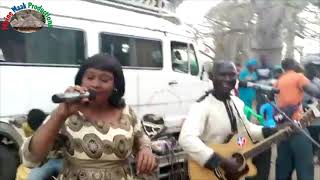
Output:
top-left (188, 135), bottom-right (257, 180)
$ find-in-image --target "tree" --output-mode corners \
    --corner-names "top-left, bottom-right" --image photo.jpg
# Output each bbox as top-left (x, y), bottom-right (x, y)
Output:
top-left (190, 0), bottom-right (320, 65)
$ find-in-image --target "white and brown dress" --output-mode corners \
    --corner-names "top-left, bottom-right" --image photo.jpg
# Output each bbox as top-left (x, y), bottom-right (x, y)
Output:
top-left (22, 105), bottom-right (151, 180)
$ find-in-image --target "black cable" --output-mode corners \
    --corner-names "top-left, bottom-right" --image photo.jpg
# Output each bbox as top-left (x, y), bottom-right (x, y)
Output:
top-left (171, 145), bottom-right (175, 180)
top-left (165, 141), bottom-right (174, 180)
top-left (161, 135), bottom-right (187, 180)
top-left (170, 137), bottom-right (176, 180)
top-left (170, 138), bottom-right (181, 180)
top-left (164, 139), bottom-right (172, 180)
top-left (167, 135), bottom-right (185, 180)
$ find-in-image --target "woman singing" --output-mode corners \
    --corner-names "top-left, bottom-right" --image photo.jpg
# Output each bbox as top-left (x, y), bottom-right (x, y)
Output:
top-left (21, 53), bottom-right (156, 180)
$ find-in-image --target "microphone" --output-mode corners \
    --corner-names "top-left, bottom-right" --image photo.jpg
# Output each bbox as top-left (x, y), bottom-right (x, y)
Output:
top-left (238, 81), bottom-right (280, 94)
top-left (52, 90), bottom-right (96, 103)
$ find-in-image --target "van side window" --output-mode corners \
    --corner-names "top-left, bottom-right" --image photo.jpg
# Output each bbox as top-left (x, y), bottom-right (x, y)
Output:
top-left (100, 33), bottom-right (163, 68)
top-left (0, 25), bottom-right (85, 65)
top-left (171, 42), bottom-right (199, 75)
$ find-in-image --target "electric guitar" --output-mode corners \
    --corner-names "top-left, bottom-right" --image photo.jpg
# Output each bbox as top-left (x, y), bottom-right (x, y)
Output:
top-left (188, 102), bottom-right (320, 180)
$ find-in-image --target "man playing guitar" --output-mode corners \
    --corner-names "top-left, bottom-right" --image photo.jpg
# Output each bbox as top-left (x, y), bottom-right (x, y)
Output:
top-left (179, 60), bottom-right (277, 180)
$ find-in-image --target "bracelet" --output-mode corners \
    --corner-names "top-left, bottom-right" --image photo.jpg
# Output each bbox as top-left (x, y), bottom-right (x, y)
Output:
top-left (139, 144), bottom-right (152, 150)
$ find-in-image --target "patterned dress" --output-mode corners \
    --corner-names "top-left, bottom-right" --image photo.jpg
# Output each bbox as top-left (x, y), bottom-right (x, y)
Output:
top-left (22, 105), bottom-right (151, 180)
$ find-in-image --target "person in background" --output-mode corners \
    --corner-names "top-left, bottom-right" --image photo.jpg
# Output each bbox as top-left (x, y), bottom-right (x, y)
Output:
top-left (271, 65), bottom-right (284, 81)
top-left (246, 55), bottom-right (282, 180)
top-left (233, 62), bottom-right (243, 96)
top-left (243, 105), bottom-right (264, 125)
top-left (258, 64), bottom-right (283, 129)
top-left (259, 93), bottom-right (277, 128)
top-left (303, 55), bottom-right (320, 164)
top-left (256, 55), bottom-right (273, 80)
top-left (245, 93), bottom-right (277, 180)
top-left (235, 62), bottom-right (242, 76)
top-left (255, 55), bottom-right (273, 112)
top-left (239, 58), bottom-right (258, 119)
top-left (16, 109), bottom-right (64, 180)
top-left (275, 58), bottom-right (320, 180)
top-left (22, 109), bottom-right (47, 138)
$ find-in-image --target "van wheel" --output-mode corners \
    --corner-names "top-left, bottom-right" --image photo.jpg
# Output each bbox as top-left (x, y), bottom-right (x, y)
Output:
top-left (0, 144), bottom-right (20, 180)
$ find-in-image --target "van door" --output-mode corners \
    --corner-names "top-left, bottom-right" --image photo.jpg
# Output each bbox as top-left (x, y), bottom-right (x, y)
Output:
top-left (166, 41), bottom-right (209, 126)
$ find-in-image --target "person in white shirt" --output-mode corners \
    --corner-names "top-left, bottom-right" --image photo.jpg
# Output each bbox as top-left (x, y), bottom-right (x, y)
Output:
top-left (179, 60), bottom-right (277, 178)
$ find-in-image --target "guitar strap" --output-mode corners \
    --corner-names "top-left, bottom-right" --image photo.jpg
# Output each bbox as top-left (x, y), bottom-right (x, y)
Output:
top-left (230, 99), bottom-right (257, 144)
top-left (224, 100), bottom-right (238, 133)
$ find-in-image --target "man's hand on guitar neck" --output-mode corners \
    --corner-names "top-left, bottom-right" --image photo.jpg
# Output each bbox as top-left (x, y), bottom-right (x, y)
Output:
top-left (262, 127), bottom-right (278, 138)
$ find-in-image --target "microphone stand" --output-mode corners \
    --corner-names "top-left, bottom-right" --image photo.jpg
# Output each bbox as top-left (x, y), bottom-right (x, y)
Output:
top-left (262, 94), bottom-right (320, 149)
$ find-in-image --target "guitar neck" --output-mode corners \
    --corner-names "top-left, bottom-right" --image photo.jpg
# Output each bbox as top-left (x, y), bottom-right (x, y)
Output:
top-left (298, 109), bottom-right (316, 128)
top-left (243, 105), bottom-right (317, 159)
top-left (243, 128), bottom-right (290, 159)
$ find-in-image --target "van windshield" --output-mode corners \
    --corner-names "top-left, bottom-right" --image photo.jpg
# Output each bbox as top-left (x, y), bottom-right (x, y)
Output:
top-left (0, 25), bottom-right (85, 65)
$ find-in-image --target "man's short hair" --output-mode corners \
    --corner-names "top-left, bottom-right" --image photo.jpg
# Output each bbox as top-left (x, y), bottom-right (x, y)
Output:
top-left (211, 60), bottom-right (235, 74)
top-left (281, 58), bottom-right (298, 70)
top-left (27, 109), bottom-right (47, 131)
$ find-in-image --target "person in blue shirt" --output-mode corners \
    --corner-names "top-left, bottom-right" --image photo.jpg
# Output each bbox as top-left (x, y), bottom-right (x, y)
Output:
top-left (259, 65), bottom-right (283, 128)
top-left (245, 92), bottom-right (277, 180)
top-left (259, 94), bottom-right (277, 128)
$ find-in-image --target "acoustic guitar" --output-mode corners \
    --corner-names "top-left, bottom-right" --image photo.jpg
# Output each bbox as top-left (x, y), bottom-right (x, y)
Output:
top-left (188, 102), bottom-right (320, 180)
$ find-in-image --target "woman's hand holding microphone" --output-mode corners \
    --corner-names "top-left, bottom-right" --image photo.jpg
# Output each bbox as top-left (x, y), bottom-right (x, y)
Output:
top-left (52, 86), bottom-right (94, 121)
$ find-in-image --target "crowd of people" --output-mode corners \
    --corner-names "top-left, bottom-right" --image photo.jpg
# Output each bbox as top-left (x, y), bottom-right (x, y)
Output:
top-left (16, 52), bottom-right (320, 180)
top-left (236, 56), bottom-right (320, 180)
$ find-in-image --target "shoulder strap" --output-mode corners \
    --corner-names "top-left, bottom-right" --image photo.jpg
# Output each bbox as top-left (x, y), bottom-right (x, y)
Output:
top-left (196, 89), bottom-right (214, 102)
top-left (230, 99), bottom-right (257, 143)
top-left (224, 100), bottom-right (238, 133)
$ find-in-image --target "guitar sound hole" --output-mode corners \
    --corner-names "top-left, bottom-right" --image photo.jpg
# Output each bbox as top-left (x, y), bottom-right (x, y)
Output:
top-left (232, 153), bottom-right (245, 164)
top-left (232, 153), bottom-right (246, 170)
